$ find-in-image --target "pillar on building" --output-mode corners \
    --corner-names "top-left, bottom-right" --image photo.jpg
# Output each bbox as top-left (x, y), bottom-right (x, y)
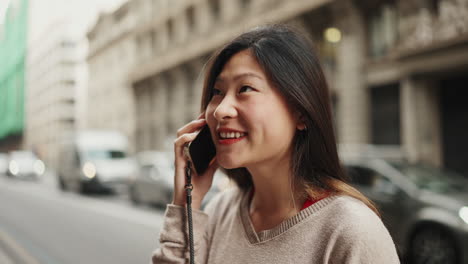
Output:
top-left (220, 0), bottom-right (240, 22)
top-left (250, 0), bottom-right (270, 13)
top-left (334, 0), bottom-right (370, 144)
top-left (134, 86), bottom-right (143, 151)
top-left (188, 59), bottom-right (206, 118)
top-left (123, 82), bottom-right (136, 153)
top-left (174, 8), bottom-right (189, 45)
top-left (168, 68), bottom-right (189, 134)
top-left (195, 0), bottom-right (214, 35)
top-left (152, 76), bottom-right (169, 150)
top-left (401, 77), bottom-right (442, 166)
top-left (142, 83), bottom-right (152, 151)
top-left (158, 23), bottom-right (170, 55)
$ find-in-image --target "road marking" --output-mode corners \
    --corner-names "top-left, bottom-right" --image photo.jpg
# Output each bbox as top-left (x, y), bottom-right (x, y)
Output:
top-left (0, 228), bottom-right (40, 264)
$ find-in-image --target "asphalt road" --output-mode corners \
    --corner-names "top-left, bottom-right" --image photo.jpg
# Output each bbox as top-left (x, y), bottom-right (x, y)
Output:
top-left (0, 172), bottom-right (166, 264)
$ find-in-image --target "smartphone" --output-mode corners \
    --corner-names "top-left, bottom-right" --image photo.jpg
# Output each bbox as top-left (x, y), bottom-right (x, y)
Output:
top-left (187, 125), bottom-right (216, 175)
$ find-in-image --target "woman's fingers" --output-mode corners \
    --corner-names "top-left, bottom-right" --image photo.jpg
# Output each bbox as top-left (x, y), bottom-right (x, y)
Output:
top-left (174, 132), bottom-right (198, 158)
top-left (171, 114), bottom-right (213, 209)
top-left (172, 131), bottom-right (198, 206)
top-left (176, 118), bottom-right (206, 137)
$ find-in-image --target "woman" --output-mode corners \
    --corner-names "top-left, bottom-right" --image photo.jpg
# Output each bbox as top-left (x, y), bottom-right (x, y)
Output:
top-left (153, 24), bottom-right (400, 263)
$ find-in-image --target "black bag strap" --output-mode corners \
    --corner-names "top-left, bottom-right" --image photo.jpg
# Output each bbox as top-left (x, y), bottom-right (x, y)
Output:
top-left (185, 161), bottom-right (195, 264)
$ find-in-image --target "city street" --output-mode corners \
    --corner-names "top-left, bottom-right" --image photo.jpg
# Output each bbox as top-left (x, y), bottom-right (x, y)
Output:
top-left (0, 172), bottom-right (165, 264)
top-left (1, 0), bottom-right (468, 263)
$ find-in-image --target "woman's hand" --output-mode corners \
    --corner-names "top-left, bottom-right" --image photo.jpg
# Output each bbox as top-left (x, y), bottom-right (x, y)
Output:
top-left (171, 115), bottom-right (219, 210)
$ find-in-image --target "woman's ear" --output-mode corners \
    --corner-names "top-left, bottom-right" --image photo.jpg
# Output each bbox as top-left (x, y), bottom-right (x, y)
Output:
top-left (295, 112), bottom-right (307, 131)
top-left (297, 123), bottom-right (307, 131)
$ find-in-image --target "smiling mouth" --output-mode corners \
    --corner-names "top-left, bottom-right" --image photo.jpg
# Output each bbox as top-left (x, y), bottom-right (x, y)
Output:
top-left (218, 132), bottom-right (246, 139)
top-left (218, 132), bottom-right (247, 145)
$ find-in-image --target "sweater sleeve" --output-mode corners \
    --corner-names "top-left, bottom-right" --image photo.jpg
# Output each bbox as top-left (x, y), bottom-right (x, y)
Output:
top-left (152, 204), bottom-right (210, 264)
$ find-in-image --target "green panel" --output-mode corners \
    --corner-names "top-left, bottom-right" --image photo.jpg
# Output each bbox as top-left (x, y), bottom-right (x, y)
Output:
top-left (0, 0), bottom-right (28, 140)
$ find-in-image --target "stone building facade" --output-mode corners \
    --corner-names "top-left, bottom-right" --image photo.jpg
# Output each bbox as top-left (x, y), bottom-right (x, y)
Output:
top-left (87, 0), bottom-right (468, 175)
top-left (26, 22), bottom-right (87, 168)
top-left (87, 1), bottom-right (138, 151)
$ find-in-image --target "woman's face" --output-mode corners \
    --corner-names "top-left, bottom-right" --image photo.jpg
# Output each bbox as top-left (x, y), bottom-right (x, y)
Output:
top-left (205, 49), bottom-right (301, 169)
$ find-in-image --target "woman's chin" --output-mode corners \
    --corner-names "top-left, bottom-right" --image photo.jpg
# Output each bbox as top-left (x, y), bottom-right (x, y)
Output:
top-left (216, 156), bottom-right (242, 169)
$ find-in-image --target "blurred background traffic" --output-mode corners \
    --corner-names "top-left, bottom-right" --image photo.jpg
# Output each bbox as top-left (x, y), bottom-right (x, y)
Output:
top-left (1, 0), bottom-right (468, 263)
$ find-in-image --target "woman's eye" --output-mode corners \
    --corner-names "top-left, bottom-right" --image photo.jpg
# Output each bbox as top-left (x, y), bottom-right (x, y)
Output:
top-left (212, 88), bottom-right (222, 96)
top-left (239, 86), bottom-right (254, 93)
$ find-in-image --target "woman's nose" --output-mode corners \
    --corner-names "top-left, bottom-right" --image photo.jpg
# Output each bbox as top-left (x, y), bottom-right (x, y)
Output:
top-left (213, 97), bottom-right (237, 121)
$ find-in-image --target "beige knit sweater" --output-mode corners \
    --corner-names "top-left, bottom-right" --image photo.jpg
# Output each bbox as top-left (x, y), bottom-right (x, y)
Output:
top-left (152, 187), bottom-right (400, 264)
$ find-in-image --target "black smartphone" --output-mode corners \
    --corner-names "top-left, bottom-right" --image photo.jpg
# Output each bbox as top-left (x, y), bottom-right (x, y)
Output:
top-left (187, 125), bottom-right (216, 175)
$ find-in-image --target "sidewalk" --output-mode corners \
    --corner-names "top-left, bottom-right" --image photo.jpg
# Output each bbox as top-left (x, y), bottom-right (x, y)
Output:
top-left (0, 228), bottom-right (40, 264)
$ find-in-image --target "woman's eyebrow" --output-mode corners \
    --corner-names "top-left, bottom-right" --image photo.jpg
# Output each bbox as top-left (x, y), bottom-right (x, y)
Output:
top-left (216, 72), bottom-right (263, 83)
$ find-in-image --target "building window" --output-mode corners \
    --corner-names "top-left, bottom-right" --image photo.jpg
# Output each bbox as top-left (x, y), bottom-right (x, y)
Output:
top-left (167, 19), bottom-right (174, 43)
top-left (429, 0), bottom-right (440, 14)
top-left (63, 80), bottom-right (75, 86)
top-left (371, 84), bottom-right (401, 145)
top-left (210, 0), bottom-right (220, 20)
top-left (151, 30), bottom-right (157, 53)
top-left (240, 0), bottom-right (251, 8)
top-left (187, 5), bottom-right (195, 32)
top-left (368, 4), bottom-right (398, 58)
top-left (61, 41), bottom-right (75, 48)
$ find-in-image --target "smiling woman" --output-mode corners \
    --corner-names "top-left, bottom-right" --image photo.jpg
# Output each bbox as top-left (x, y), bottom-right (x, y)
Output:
top-left (206, 49), bottom-right (299, 172)
top-left (152, 24), bottom-right (400, 264)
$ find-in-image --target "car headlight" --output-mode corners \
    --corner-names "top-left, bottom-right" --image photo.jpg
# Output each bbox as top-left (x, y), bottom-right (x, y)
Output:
top-left (34, 160), bottom-right (45, 175)
top-left (459, 207), bottom-right (468, 224)
top-left (82, 162), bottom-right (96, 179)
top-left (9, 160), bottom-right (19, 175)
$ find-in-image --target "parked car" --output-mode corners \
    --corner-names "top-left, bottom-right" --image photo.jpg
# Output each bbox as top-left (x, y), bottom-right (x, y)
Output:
top-left (129, 151), bottom-right (230, 208)
top-left (129, 151), bottom-right (174, 207)
top-left (56, 130), bottom-right (138, 193)
top-left (341, 145), bottom-right (468, 264)
top-left (6, 150), bottom-right (45, 180)
top-left (0, 153), bottom-right (8, 175)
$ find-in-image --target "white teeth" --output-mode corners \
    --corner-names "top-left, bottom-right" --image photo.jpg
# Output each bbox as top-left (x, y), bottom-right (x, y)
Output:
top-left (219, 132), bottom-right (245, 139)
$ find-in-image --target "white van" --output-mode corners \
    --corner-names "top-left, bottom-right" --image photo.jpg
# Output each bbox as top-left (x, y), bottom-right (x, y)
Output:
top-left (57, 130), bottom-right (137, 193)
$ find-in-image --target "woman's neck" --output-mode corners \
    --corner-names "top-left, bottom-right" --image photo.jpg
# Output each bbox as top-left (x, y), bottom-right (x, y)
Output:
top-left (246, 161), bottom-right (306, 232)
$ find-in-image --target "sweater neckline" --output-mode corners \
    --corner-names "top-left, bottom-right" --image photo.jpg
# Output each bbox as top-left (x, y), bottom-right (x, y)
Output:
top-left (239, 187), bottom-right (337, 244)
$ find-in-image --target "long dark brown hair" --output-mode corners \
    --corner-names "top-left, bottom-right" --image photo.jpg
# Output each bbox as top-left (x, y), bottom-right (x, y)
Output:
top-left (200, 24), bottom-right (379, 215)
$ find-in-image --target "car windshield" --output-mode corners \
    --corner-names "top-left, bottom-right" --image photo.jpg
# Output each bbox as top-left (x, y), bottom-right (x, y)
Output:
top-left (85, 150), bottom-right (126, 160)
top-left (390, 162), bottom-right (468, 193)
top-left (0, 154), bottom-right (8, 162)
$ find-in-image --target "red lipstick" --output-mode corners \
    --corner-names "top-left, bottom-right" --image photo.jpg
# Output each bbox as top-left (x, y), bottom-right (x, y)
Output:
top-left (216, 127), bottom-right (247, 145)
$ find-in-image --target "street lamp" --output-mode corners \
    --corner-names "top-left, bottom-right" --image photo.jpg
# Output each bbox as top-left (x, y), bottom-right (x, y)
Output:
top-left (324, 27), bottom-right (342, 43)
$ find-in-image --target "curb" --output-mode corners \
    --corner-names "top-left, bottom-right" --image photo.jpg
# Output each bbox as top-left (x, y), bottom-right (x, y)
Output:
top-left (0, 228), bottom-right (40, 264)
